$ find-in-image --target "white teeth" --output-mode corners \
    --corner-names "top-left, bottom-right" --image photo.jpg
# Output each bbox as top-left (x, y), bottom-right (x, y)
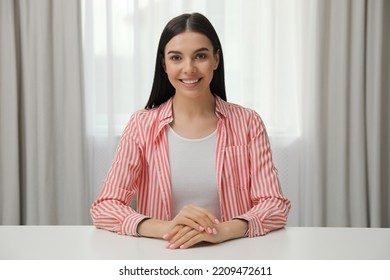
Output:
top-left (181, 79), bottom-right (199, 84)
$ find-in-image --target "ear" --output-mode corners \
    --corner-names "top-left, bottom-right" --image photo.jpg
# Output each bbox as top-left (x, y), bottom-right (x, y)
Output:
top-left (214, 49), bottom-right (220, 70)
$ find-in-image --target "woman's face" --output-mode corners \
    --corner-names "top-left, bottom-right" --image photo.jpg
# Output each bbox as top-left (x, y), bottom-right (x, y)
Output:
top-left (163, 31), bottom-right (219, 99)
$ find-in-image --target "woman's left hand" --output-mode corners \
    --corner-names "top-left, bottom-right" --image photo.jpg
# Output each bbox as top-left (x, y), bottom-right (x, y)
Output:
top-left (163, 219), bottom-right (248, 249)
top-left (163, 224), bottom-right (223, 249)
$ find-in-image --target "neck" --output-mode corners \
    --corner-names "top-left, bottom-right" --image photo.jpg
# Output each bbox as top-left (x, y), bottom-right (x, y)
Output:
top-left (172, 93), bottom-right (216, 118)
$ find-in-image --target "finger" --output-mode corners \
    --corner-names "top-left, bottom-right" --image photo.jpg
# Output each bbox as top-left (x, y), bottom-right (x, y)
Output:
top-left (168, 226), bottom-right (193, 245)
top-left (183, 205), bottom-right (218, 224)
top-left (173, 216), bottom-right (205, 232)
top-left (171, 205), bottom-right (218, 234)
top-left (179, 227), bottom-right (218, 249)
top-left (178, 206), bottom-right (219, 233)
top-left (164, 224), bottom-right (194, 241)
top-left (163, 225), bottom-right (183, 240)
top-left (168, 229), bottom-right (201, 249)
top-left (179, 234), bottom-right (204, 249)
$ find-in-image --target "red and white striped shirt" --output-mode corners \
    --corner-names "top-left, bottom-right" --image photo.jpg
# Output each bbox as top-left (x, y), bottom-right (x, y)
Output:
top-left (91, 96), bottom-right (291, 238)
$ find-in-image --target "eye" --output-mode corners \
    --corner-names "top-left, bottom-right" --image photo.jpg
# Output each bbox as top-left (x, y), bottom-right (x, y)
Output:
top-left (169, 55), bottom-right (181, 61)
top-left (195, 53), bottom-right (208, 59)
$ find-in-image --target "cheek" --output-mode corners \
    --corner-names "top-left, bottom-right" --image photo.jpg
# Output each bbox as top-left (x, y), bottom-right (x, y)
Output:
top-left (165, 66), bottom-right (180, 86)
top-left (203, 63), bottom-right (215, 78)
top-left (165, 64), bottom-right (179, 76)
top-left (202, 61), bottom-right (216, 73)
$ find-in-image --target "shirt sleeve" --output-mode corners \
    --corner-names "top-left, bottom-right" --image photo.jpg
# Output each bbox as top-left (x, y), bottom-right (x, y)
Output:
top-left (236, 111), bottom-right (291, 237)
top-left (90, 113), bottom-right (149, 236)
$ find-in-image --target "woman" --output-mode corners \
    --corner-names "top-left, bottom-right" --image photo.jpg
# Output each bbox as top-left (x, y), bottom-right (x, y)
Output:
top-left (91, 13), bottom-right (291, 249)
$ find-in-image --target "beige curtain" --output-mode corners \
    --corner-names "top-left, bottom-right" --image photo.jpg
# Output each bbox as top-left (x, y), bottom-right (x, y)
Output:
top-left (0, 0), bottom-right (89, 224)
top-left (300, 0), bottom-right (390, 227)
top-left (365, 0), bottom-right (390, 226)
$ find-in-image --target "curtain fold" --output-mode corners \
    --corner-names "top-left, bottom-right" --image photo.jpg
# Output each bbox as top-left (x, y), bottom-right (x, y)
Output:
top-left (301, 0), bottom-right (390, 227)
top-left (0, 0), bottom-right (89, 225)
top-left (366, 0), bottom-right (390, 227)
top-left (0, 0), bottom-right (21, 224)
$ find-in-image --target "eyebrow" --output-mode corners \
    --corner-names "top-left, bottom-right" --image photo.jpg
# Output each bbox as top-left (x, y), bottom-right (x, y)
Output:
top-left (167, 47), bottom-right (210, 55)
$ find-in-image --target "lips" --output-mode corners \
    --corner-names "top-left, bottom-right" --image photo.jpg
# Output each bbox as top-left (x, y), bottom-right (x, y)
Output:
top-left (179, 78), bottom-right (202, 85)
top-left (181, 79), bottom-right (199, 84)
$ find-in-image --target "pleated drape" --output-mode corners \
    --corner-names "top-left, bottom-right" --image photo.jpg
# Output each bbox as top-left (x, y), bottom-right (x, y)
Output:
top-left (0, 0), bottom-right (90, 225)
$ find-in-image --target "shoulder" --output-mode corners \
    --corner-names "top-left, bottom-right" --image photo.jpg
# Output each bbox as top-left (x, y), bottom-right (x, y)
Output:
top-left (217, 98), bottom-right (266, 139)
top-left (129, 99), bottom-right (171, 126)
top-left (219, 98), bottom-right (263, 124)
top-left (225, 101), bottom-right (255, 115)
top-left (130, 107), bottom-right (159, 124)
top-left (123, 99), bottom-right (172, 142)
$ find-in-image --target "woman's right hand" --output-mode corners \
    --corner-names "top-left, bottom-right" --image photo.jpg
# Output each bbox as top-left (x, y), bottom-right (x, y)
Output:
top-left (166, 204), bottom-right (219, 235)
top-left (137, 204), bottom-right (219, 239)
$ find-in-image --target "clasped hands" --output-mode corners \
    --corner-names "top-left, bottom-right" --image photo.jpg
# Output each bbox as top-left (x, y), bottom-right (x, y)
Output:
top-left (163, 204), bottom-right (222, 249)
top-left (137, 204), bottom-right (248, 249)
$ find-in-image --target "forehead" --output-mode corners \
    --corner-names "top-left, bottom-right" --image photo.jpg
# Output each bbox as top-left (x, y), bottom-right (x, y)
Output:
top-left (165, 31), bottom-right (213, 53)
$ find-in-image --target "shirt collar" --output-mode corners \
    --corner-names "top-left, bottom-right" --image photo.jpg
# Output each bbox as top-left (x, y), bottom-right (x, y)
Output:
top-left (158, 94), bottom-right (228, 124)
top-left (158, 97), bottom-right (174, 123)
top-left (215, 95), bottom-right (228, 119)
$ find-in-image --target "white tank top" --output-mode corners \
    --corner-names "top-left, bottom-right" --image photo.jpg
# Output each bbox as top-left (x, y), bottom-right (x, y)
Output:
top-left (167, 126), bottom-right (221, 220)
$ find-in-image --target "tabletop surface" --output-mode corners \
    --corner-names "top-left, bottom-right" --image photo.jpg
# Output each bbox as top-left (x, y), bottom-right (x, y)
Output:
top-left (0, 226), bottom-right (389, 260)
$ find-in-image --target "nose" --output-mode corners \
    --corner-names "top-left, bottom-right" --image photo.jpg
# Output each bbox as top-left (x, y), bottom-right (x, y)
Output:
top-left (183, 58), bottom-right (196, 74)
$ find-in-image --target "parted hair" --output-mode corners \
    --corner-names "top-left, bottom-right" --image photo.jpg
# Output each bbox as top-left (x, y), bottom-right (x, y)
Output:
top-left (145, 13), bottom-right (226, 109)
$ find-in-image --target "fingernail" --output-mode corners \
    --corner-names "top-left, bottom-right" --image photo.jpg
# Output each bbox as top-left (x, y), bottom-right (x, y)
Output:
top-left (162, 234), bottom-right (168, 240)
top-left (166, 243), bottom-right (171, 248)
top-left (214, 219), bottom-right (220, 224)
top-left (199, 226), bottom-right (205, 231)
top-left (213, 228), bottom-right (217, 235)
top-left (208, 227), bottom-right (213, 234)
top-left (180, 245), bottom-right (185, 249)
top-left (169, 244), bottom-right (176, 249)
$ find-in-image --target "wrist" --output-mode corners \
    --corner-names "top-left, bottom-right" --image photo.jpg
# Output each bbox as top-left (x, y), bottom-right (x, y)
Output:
top-left (219, 219), bottom-right (248, 241)
top-left (137, 218), bottom-right (170, 238)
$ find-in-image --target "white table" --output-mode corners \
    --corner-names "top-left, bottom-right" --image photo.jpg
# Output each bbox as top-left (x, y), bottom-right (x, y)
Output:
top-left (0, 226), bottom-right (389, 259)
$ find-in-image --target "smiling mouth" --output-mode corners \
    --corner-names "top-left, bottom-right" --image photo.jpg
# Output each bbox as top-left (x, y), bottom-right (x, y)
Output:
top-left (180, 78), bottom-right (201, 84)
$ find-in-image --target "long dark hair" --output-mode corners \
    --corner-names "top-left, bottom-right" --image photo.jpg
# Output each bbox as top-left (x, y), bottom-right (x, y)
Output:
top-left (145, 13), bottom-right (226, 109)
